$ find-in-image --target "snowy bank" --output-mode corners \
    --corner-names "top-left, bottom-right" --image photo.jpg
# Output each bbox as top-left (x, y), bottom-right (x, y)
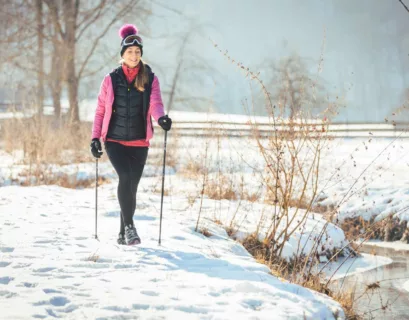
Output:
top-left (0, 184), bottom-right (345, 319)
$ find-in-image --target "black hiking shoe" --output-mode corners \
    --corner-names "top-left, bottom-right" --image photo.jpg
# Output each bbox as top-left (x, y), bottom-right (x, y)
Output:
top-left (125, 224), bottom-right (141, 245)
top-left (117, 233), bottom-right (126, 245)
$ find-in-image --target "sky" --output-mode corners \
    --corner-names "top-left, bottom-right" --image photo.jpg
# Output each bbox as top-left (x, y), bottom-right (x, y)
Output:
top-left (1, 0), bottom-right (408, 123)
top-left (146, 0), bottom-right (409, 122)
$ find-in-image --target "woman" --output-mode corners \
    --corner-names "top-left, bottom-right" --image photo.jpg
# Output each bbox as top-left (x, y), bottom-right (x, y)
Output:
top-left (90, 24), bottom-right (172, 246)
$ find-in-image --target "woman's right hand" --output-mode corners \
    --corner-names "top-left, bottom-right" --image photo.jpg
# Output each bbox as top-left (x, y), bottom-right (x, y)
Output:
top-left (90, 139), bottom-right (103, 158)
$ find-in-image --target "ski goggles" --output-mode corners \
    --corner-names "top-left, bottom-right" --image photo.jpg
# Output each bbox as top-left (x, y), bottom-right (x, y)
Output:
top-left (122, 35), bottom-right (143, 47)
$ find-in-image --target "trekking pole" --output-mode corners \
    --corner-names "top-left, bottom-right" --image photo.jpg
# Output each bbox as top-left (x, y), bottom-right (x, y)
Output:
top-left (95, 158), bottom-right (99, 240)
top-left (158, 129), bottom-right (168, 246)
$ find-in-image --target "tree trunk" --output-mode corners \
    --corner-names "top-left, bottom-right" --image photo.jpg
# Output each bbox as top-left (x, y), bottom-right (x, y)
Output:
top-left (64, 0), bottom-right (79, 123)
top-left (35, 0), bottom-right (44, 115)
top-left (66, 45), bottom-right (79, 123)
top-left (50, 38), bottom-right (63, 120)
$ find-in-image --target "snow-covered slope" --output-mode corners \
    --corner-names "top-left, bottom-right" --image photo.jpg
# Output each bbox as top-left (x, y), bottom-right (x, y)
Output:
top-left (0, 183), bottom-right (345, 319)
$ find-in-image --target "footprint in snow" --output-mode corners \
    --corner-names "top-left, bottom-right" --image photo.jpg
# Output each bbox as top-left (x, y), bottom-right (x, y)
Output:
top-left (141, 290), bottom-right (159, 296)
top-left (34, 239), bottom-right (53, 244)
top-left (0, 290), bottom-right (17, 298)
top-left (33, 296), bottom-right (70, 307)
top-left (0, 276), bottom-right (14, 285)
top-left (21, 282), bottom-right (38, 288)
top-left (175, 306), bottom-right (209, 314)
top-left (241, 299), bottom-right (264, 310)
top-left (103, 306), bottom-right (130, 312)
top-left (13, 263), bottom-right (32, 269)
top-left (134, 214), bottom-right (155, 221)
top-left (0, 247), bottom-right (14, 253)
top-left (33, 267), bottom-right (56, 273)
top-left (50, 296), bottom-right (70, 307)
top-left (132, 303), bottom-right (150, 310)
top-left (172, 236), bottom-right (186, 240)
top-left (43, 288), bottom-right (63, 294)
top-left (74, 236), bottom-right (87, 240)
top-left (0, 261), bottom-right (11, 268)
top-left (104, 211), bottom-right (120, 218)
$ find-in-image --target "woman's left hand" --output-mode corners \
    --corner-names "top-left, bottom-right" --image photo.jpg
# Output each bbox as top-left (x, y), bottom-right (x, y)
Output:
top-left (158, 115), bottom-right (172, 131)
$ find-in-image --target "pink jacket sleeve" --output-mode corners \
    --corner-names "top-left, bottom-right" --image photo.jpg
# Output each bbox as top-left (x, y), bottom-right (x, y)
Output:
top-left (92, 75), bottom-right (109, 139)
top-left (150, 75), bottom-right (166, 121)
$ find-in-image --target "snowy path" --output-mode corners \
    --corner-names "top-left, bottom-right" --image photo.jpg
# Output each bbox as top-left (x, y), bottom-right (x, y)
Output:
top-left (0, 184), bottom-right (344, 319)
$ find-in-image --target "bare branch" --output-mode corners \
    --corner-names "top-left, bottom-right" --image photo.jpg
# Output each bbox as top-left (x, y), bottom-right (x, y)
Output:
top-left (81, 52), bottom-right (118, 78)
top-left (77, 0), bottom-right (139, 79)
top-left (44, 0), bottom-right (65, 39)
top-left (151, 0), bottom-right (184, 15)
top-left (76, 0), bottom-right (107, 41)
top-left (399, 0), bottom-right (409, 13)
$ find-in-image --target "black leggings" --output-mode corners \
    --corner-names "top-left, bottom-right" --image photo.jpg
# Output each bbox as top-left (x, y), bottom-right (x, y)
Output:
top-left (105, 141), bottom-right (148, 234)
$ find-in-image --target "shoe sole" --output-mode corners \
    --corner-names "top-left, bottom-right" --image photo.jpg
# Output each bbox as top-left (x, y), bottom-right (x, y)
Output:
top-left (127, 239), bottom-right (141, 246)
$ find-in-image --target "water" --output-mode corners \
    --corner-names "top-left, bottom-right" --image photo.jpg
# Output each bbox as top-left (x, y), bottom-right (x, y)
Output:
top-left (331, 244), bottom-right (409, 320)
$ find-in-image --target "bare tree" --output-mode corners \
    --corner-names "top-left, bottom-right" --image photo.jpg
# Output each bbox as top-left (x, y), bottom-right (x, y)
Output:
top-left (160, 23), bottom-right (219, 115)
top-left (44, 0), bottom-right (148, 123)
top-left (1, 0), bottom-right (151, 123)
top-left (35, 0), bottom-right (45, 111)
top-left (265, 54), bottom-right (328, 121)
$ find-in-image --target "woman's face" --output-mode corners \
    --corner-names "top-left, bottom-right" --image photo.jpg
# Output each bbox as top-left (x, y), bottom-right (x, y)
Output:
top-left (122, 46), bottom-right (141, 68)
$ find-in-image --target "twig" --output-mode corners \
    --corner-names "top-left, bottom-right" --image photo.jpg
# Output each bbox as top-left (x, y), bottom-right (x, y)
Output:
top-left (399, 0), bottom-right (409, 13)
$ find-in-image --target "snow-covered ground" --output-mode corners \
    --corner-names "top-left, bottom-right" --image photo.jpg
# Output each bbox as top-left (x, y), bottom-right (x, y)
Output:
top-left (0, 182), bottom-right (347, 319)
top-left (362, 240), bottom-right (409, 251)
top-left (4, 108), bottom-right (409, 318)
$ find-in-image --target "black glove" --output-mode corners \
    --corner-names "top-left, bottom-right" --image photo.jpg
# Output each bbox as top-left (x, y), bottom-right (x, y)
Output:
top-left (158, 115), bottom-right (172, 131)
top-left (90, 138), bottom-right (103, 158)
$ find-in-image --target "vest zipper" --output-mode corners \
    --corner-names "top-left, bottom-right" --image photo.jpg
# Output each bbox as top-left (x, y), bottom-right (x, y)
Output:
top-left (127, 86), bottom-right (130, 140)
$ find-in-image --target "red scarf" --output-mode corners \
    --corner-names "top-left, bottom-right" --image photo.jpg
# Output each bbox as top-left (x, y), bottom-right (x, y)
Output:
top-left (122, 63), bottom-right (140, 84)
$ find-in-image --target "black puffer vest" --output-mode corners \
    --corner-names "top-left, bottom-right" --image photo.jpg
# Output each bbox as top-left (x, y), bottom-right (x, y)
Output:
top-left (106, 65), bottom-right (154, 141)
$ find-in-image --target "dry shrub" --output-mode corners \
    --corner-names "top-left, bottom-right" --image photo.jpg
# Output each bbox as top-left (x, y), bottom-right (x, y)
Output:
top-left (178, 157), bottom-right (206, 178)
top-left (225, 225), bottom-right (236, 238)
top-left (341, 215), bottom-right (409, 243)
top-left (87, 252), bottom-right (100, 262)
top-left (242, 190), bottom-right (260, 202)
top-left (239, 232), bottom-right (361, 319)
top-left (13, 164), bottom-right (109, 189)
top-left (3, 115), bottom-right (91, 164)
top-left (205, 174), bottom-right (237, 201)
top-left (151, 185), bottom-right (170, 196)
top-left (1, 115), bottom-right (113, 188)
top-left (330, 289), bottom-right (360, 320)
top-left (199, 227), bottom-right (212, 237)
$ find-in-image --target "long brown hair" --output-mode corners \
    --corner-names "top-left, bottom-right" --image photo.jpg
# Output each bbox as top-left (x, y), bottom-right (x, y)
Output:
top-left (119, 59), bottom-right (149, 91)
top-left (134, 60), bottom-right (149, 92)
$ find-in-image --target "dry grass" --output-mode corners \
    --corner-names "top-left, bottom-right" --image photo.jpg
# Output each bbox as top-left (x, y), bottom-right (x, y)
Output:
top-left (178, 157), bottom-right (206, 178)
top-left (87, 252), bottom-right (100, 262)
top-left (1, 114), bottom-right (104, 188)
top-left (3, 115), bottom-right (91, 165)
top-left (205, 174), bottom-right (238, 201)
top-left (199, 227), bottom-right (212, 237)
top-left (331, 289), bottom-right (359, 320)
top-left (238, 232), bottom-right (361, 319)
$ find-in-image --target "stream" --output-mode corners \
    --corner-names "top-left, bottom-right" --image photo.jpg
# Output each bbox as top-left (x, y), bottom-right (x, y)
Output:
top-left (331, 244), bottom-right (409, 320)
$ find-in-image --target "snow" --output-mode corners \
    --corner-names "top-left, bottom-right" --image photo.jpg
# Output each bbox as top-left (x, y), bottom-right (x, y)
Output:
top-left (3, 107), bottom-right (409, 318)
top-left (362, 240), bottom-right (409, 251)
top-left (0, 184), bottom-right (345, 319)
top-left (315, 253), bottom-right (392, 281)
top-left (403, 280), bottom-right (409, 293)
